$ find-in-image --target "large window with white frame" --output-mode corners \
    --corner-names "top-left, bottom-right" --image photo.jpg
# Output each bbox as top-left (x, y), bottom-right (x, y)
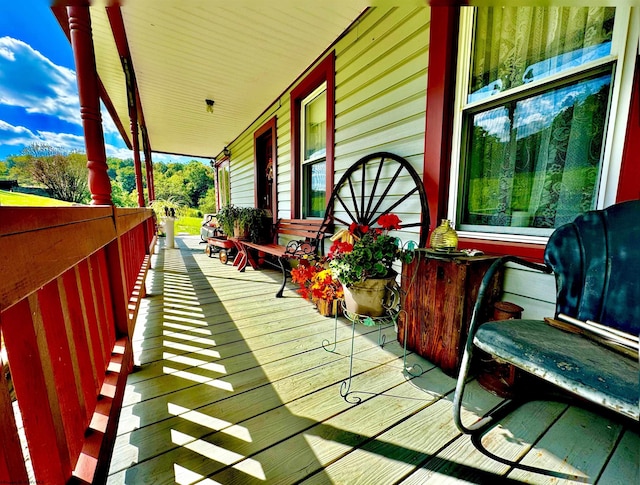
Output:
top-left (301, 82), bottom-right (327, 218)
top-left (451, 6), bottom-right (630, 239)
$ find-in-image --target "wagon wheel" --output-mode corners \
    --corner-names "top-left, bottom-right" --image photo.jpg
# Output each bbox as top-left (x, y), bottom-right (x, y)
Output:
top-left (205, 244), bottom-right (214, 257)
top-left (324, 152), bottom-right (430, 247)
top-left (219, 249), bottom-right (229, 264)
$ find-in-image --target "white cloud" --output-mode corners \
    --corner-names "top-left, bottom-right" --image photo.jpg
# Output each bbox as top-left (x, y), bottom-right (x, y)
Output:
top-left (0, 36), bottom-right (81, 126)
top-left (0, 119), bottom-right (40, 146)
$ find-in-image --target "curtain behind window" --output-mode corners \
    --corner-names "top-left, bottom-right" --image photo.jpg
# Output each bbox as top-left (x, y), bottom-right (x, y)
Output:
top-left (462, 7), bottom-right (615, 233)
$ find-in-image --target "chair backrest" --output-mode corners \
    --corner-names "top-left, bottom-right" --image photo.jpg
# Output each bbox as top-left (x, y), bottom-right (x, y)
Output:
top-left (544, 200), bottom-right (640, 335)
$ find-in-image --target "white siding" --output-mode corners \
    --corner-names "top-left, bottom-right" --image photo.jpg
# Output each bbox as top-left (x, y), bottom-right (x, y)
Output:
top-left (502, 264), bottom-right (556, 320)
top-left (226, 6), bottom-right (429, 221)
top-left (223, 6), bottom-right (553, 315)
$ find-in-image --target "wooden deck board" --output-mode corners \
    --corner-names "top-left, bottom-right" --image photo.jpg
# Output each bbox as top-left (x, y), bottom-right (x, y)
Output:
top-left (106, 237), bottom-right (639, 484)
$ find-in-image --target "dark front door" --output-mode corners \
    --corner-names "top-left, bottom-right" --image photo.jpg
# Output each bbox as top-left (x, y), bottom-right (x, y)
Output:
top-left (256, 130), bottom-right (274, 214)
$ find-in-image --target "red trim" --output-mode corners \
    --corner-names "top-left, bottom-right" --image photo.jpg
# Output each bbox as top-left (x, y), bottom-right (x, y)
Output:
top-left (616, 54), bottom-right (640, 203)
top-left (254, 117), bottom-right (278, 222)
top-left (458, 238), bottom-right (545, 263)
top-left (290, 52), bottom-right (335, 218)
top-left (423, 6), bottom-right (459, 230)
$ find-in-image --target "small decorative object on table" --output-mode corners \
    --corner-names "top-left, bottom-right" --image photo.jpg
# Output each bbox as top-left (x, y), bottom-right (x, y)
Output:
top-left (430, 219), bottom-right (458, 252)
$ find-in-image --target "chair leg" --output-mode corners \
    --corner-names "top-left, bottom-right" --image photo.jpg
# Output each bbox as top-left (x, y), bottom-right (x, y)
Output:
top-left (275, 257), bottom-right (286, 298)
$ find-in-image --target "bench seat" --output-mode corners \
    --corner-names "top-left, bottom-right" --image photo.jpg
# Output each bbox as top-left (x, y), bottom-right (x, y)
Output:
top-left (475, 319), bottom-right (639, 421)
top-left (239, 218), bottom-right (331, 297)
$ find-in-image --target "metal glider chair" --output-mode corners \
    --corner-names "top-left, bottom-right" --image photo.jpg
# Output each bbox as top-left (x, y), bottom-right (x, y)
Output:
top-left (453, 200), bottom-right (640, 473)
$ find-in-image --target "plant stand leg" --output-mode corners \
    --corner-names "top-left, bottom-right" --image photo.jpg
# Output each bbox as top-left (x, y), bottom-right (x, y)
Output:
top-left (339, 319), bottom-right (361, 405)
top-left (399, 312), bottom-right (423, 377)
top-left (322, 310), bottom-right (339, 353)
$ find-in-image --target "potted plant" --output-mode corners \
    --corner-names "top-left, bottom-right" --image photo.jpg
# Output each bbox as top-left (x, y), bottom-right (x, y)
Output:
top-left (238, 207), bottom-right (272, 243)
top-left (216, 204), bottom-right (242, 237)
top-left (329, 213), bottom-right (408, 317)
top-left (291, 257), bottom-right (343, 317)
top-left (215, 205), bottom-right (270, 241)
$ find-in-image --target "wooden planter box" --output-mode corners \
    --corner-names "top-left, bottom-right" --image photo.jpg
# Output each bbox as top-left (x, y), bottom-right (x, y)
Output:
top-left (398, 254), bottom-right (503, 376)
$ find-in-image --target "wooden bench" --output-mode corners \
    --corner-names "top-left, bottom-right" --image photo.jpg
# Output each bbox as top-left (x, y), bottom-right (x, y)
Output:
top-left (239, 218), bottom-right (332, 297)
top-left (453, 200), bottom-right (640, 471)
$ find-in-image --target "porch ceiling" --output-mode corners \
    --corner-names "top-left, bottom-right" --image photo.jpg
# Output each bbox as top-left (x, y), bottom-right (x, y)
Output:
top-left (87, 1), bottom-right (370, 159)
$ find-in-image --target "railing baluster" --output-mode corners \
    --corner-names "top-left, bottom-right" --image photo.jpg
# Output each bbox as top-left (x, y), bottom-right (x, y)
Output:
top-left (0, 206), bottom-right (154, 482)
top-left (0, 336), bottom-right (29, 483)
top-left (2, 297), bottom-right (72, 483)
top-left (61, 269), bottom-right (98, 424)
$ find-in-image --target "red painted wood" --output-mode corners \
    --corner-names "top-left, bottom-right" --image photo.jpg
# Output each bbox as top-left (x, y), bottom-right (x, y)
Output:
top-left (105, 238), bottom-right (131, 338)
top-left (77, 259), bottom-right (107, 387)
top-left (92, 252), bottom-right (117, 359)
top-left (458, 238), bottom-right (545, 263)
top-left (617, 55), bottom-right (640, 203)
top-left (2, 297), bottom-right (71, 483)
top-left (39, 279), bottom-right (86, 468)
top-left (62, 269), bottom-right (99, 424)
top-left (290, 51), bottom-right (335, 218)
top-left (67, 5), bottom-right (113, 205)
top-left (423, 6), bottom-right (460, 228)
top-left (0, 348), bottom-right (29, 483)
top-left (254, 116), bottom-right (278, 222)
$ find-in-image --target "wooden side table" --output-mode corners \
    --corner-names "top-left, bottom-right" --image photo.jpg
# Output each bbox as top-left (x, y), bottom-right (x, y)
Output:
top-left (398, 253), bottom-right (503, 376)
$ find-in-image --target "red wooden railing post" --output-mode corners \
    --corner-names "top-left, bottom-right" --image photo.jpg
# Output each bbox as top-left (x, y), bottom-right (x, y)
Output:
top-left (67, 5), bottom-right (113, 206)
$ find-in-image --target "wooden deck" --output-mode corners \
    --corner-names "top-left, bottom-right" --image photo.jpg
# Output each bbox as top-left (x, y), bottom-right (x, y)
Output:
top-left (106, 236), bottom-right (639, 484)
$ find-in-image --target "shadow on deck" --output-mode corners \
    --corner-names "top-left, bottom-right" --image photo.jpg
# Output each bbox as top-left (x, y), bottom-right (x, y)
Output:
top-left (106, 236), bottom-right (639, 484)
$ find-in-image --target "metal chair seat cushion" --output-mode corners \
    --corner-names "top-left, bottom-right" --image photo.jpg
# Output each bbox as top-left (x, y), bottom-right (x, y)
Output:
top-left (474, 319), bottom-right (639, 421)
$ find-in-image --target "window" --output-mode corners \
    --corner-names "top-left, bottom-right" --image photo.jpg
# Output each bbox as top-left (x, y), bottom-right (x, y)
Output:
top-left (290, 52), bottom-right (335, 219)
top-left (453, 6), bottom-right (622, 238)
top-left (216, 160), bottom-right (230, 210)
top-left (301, 83), bottom-right (327, 218)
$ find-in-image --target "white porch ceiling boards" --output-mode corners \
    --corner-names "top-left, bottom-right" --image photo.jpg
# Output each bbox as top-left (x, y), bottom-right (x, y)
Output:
top-left (89, 1), bottom-right (369, 159)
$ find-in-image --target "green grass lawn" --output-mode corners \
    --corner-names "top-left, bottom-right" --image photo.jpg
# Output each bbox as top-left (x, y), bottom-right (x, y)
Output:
top-left (175, 216), bottom-right (202, 235)
top-left (1, 190), bottom-right (203, 236)
top-left (0, 190), bottom-right (74, 207)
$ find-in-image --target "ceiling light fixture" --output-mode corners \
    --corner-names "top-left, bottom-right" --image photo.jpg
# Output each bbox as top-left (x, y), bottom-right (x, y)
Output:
top-left (205, 99), bottom-right (215, 113)
top-left (223, 146), bottom-right (231, 157)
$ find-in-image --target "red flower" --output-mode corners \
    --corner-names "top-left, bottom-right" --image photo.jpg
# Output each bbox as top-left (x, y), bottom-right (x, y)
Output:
top-left (329, 240), bottom-right (353, 257)
top-left (378, 213), bottom-right (402, 231)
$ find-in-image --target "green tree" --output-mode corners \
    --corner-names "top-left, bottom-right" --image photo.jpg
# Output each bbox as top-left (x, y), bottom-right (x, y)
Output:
top-left (198, 187), bottom-right (217, 214)
top-left (153, 169), bottom-right (188, 205)
top-left (183, 161), bottom-right (214, 207)
top-left (29, 150), bottom-right (90, 203)
top-left (110, 180), bottom-right (137, 207)
top-left (117, 166), bottom-right (137, 193)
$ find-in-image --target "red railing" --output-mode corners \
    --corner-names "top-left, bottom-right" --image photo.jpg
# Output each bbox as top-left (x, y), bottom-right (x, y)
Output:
top-left (0, 206), bottom-right (155, 484)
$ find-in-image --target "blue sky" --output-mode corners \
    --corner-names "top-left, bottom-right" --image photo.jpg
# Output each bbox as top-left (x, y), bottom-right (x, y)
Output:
top-left (0, 0), bottom-right (199, 163)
